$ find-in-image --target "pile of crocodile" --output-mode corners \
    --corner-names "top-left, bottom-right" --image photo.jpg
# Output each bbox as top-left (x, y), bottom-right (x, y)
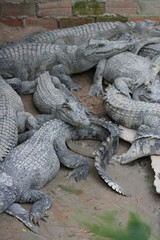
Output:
top-left (0, 19), bottom-right (160, 230)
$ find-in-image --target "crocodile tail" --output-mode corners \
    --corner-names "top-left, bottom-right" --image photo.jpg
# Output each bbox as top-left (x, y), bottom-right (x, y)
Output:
top-left (93, 119), bottom-right (127, 196)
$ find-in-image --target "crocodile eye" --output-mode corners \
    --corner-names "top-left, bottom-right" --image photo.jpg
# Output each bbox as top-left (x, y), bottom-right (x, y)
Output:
top-left (62, 102), bottom-right (72, 110)
top-left (98, 43), bottom-right (105, 47)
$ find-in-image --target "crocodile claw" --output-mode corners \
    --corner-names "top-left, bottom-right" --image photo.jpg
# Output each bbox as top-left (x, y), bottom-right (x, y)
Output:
top-left (68, 165), bottom-right (89, 182)
top-left (29, 210), bottom-right (48, 226)
top-left (30, 211), bottom-right (48, 226)
top-left (88, 84), bottom-right (103, 96)
top-left (70, 82), bottom-right (81, 91)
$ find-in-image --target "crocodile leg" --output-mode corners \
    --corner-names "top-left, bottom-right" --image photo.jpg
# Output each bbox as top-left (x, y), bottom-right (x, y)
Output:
top-left (54, 73), bottom-right (80, 91)
top-left (18, 129), bottom-right (38, 144)
top-left (5, 203), bottom-right (36, 232)
top-left (88, 59), bottom-right (106, 96)
top-left (17, 112), bottom-right (39, 133)
top-left (51, 64), bottom-right (80, 91)
top-left (114, 77), bottom-right (132, 98)
top-left (19, 190), bottom-right (52, 226)
top-left (0, 59), bottom-right (28, 81)
top-left (51, 75), bottom-right (77, 99)
top-left (5, 78), bottom-right (36, 94)
top-left (54, 138), bottom-right (89, 181)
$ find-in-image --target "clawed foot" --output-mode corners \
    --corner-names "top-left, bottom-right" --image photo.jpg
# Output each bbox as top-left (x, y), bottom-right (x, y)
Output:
top-left (88, 84), bottom-right (103, 96)
top-left (69, 82), bottom-right (81, 91)
top-left (30, 212), bottom-right (49, 226)
top-left (68, 165), bottom-right (89, 182)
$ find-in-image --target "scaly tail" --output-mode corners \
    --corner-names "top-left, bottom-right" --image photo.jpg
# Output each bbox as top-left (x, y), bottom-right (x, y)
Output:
top-left (90, 118), bottom-right (128, 196)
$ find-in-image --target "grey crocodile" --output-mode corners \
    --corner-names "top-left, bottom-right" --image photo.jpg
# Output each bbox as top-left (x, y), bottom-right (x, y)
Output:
top-left (0, 75), bottom-right (38, 162)
top-left (0, 39), bottom-right (134, 94)
top-left (17, 20), bottom-right (160, 45)
top-left (95, 51), bottom-right (160, 98)
top-left (104, 85), bottom-right (160, 163)
top-left (0, 117), bottom-right (125, 231)
top-left (33, 71), bottom-right (90, 127)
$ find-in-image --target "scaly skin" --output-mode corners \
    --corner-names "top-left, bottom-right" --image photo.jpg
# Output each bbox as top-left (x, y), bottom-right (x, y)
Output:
top-left (0, 75), bottom-right (38, 161)
top-left (11, 21), bottom-right (135, 45)
top-left (105, 85), bottom-right (160, 164)
top-left (0, 118), bottom-right (124, 230)
top-left (104, 85), bottom-right (160, 129)
top-left (15, 20), bottom-right (160, 45)
top-left (33, 72), bottom-right (90, 127)
top-left (111, 115), bottom-right (160, 164)
top-left (139, 43), bottom-right (160, 59)
top-left (103, 52), bottom-right (156, 97)
top-left (0, 39), bottom-right (134, 92)
top-left (133, 78), bottom-right (160, 103)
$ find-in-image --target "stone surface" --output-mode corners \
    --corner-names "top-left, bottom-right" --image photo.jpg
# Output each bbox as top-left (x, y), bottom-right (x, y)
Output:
top-left (0, 3), bottom-right (36, 18)
top-left (137, 0), bottom-right (160, 16)
top-left (59, 17), bottom-right (94, 28)
top-left (25, 17), bottom-right (57, 29)
top-left (105, 1), bottom-right (137, 15)
top-left (37, 1), bottom-right (72, 17)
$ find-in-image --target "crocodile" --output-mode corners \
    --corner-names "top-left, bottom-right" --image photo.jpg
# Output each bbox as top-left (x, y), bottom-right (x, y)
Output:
top-left (104, 85), bottom-right (160, 163)
top-left (33, 71), bottom-right (90, 127)
top-left (15, 20), bottom-right (160, 45)
top-left (93, 51), bottom-right (160, 98)
top-left (0, 117), bottom-right (125, 231)
top-left (0, 75), bottom-right (39, 162)
top-left (0, 38), bottom-right (134, 93)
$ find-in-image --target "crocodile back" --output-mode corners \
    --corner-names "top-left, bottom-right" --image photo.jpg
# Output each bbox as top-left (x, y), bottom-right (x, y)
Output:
top-left (0, 76), bottom-right (21, 158)
top-left (103, 52), bottom-right (152, 84)
top-left (33, 72), bottom-right (66, 114)
top-left (3, 120), bottom-right (64, 190)
top-left (21, 21), bottom-right (134, 44)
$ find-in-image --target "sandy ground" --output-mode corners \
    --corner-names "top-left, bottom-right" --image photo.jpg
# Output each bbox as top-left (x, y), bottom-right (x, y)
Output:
top-left (0, 24), bottom-right (160, 240)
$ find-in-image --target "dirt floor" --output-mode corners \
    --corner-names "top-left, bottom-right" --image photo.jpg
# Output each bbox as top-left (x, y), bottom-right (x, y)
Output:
top-left (0, 24), bottom-right (160, 240)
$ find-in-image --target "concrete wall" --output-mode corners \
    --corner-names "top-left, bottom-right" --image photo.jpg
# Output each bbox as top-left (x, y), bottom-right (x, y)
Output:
top-left (0, 0), bottom-right (160, 29)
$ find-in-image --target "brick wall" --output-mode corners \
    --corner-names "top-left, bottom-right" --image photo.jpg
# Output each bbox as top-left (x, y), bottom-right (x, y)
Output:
top-left (0, 0), bottom-right (160, 29)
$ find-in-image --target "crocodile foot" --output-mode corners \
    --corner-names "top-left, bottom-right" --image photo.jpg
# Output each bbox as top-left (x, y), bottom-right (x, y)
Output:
top-left (5, 203), bottom-right (37, 233)
top-left (30, 211), bottom-right (49, 226)
top-left (29, 197), bottom-right (52, 226)
top-left (70, 82), bottom-right (81, 91)
top-left (88, 83), bottom-right (103, 96)
top-left (68, 164), bottom-right (90, 182)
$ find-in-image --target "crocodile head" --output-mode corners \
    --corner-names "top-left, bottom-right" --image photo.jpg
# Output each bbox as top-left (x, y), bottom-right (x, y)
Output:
top-left (82, 39), bottom-right (134, 63)
top-left (0, 172), bottom-right (16, 213)
top-left (137, 87), bottom-right (160, 103)
top-left (54, 98), bottom-right (90, 127)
